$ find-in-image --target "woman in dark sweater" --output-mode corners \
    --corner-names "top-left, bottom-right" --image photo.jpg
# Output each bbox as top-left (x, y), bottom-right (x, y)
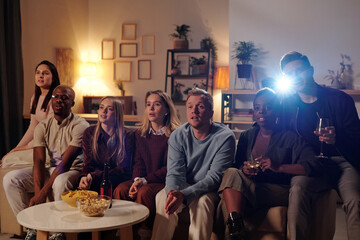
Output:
top-left (78, 96), bottom-right (134, 193)
top-left (113, 90), bottom-right (181, 238)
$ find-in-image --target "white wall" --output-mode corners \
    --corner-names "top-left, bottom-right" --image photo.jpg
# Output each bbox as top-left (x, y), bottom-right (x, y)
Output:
top-left (21, 0), bottom-right (229, 122)
top-left (21, 0), bottom-right (89, 114)
top-left (229, 0), bottom-right (360, 91)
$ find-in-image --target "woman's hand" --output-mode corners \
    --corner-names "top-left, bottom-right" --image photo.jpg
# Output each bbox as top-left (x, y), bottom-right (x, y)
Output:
top-left (243, 161), bottom-right (259, 175)
top-left (128, 179), bottom-right (143, 199)
top-left (10, 145), bottom-right (32, 153)
top-left (1, 146), bottom-right (33, 162)
top-left (78, 173), bottom-right (92, 190)
top-left (259, 157), bottom-right (280, 172)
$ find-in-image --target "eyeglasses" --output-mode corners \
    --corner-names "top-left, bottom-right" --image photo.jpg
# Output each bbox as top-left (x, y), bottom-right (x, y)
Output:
top-left (52, 94), bottom-right (70, 101)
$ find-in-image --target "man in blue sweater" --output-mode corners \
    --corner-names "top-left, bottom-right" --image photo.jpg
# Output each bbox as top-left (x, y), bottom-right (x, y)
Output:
top-left (151, 88), bottom-right (236, 240)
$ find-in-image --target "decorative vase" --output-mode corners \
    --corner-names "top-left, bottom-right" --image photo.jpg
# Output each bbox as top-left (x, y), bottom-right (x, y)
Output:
top-left (191, 64), bottom-right (207, 75)
top-left (237, 64), bottom-right (252, 78)
top-left (173, 39), bottom-right (189, 50)
top-left (331, 79), bottom-right (343, 89)
top-left (171, 68), bottom-right (181, 75)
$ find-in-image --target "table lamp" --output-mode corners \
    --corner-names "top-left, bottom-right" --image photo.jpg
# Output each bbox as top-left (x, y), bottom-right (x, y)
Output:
top-left (214, 66), bottom-right (229, 89)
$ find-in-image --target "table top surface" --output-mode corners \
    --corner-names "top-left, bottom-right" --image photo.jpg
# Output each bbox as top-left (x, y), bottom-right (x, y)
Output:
top-left (16, 200), bottom-right (149, 233)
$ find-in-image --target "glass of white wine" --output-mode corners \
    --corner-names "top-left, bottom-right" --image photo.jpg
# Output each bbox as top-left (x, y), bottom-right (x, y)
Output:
top-left (316, 118), bottom-right (329, 159)
top-left (248, 154), bottom-right (260, 173)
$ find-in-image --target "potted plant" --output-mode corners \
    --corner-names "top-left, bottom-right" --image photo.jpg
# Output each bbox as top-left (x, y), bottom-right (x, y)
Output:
top-left (200, 37), bottom-right (217, 61)
top-left (169, 24), bottom-right (190, 50)
top-left (190, 56), bottom-right (207, 75)
top-left (324, 54), bottom-right (353, 89)
top-left (200, 37), bottom-right (217, 78)
top-left (232, 41), bottom-right (259, 78)
top-left (171, 61), bottom-right (181, 75)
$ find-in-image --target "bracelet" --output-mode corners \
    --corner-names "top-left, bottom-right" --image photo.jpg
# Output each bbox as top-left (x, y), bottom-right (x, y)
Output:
top-left (134, 177), bottom-right (148, 185)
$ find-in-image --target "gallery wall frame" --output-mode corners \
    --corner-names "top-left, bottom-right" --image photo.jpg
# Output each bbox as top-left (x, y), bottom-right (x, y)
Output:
top-left (142, 35), bottom-right (155, 55)
top-left (120, 43), bottom-right (137, 58)
top-left (102, 40), bottom-right (115, 60)
top-left (122, 24), bottom-right (137, 40)
top-left (138, 60), bottom-right (151, 80)
top-left (176, 55), bottom-right (190, 75)
top-left (114, 61), bottom-right (132, 82)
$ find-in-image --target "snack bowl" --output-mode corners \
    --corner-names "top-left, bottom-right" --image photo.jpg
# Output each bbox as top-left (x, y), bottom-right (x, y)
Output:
top-left (61, 190), bottom-right (98, 207)
top-left (76, 195), bottom-right (111, 217)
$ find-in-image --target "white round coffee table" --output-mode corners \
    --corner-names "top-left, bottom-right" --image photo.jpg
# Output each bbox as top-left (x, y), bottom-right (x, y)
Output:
top-left (17, 199), bottom-right (149, 240)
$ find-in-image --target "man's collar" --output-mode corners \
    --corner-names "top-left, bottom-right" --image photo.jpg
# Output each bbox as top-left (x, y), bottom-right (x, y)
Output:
top-left (56, 112), bottom-right (73, 126)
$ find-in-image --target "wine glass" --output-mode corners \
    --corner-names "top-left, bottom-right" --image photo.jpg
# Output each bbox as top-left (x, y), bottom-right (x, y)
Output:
top-left (316, 118), bottom-right (329, 159)
top-left (248, 154), bottom-right (260, 173)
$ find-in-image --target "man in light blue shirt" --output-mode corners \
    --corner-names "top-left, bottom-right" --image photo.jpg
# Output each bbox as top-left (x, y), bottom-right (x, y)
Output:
top-left (151, 89), bottom-right (236, 240)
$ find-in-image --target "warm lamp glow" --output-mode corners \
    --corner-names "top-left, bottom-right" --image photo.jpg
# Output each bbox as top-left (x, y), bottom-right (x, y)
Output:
top-left (214, 66), bottom-right (229, 89)
top-left (80, 62), bottom-right (97, 77)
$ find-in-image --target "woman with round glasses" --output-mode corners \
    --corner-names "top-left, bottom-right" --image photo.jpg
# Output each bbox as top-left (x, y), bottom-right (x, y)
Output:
top-left (218, 88), bottom-right (322, 239)
top-left (1, 60), bottom-right (60, 168)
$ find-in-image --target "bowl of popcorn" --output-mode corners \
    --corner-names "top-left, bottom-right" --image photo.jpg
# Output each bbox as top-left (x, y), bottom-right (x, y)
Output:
top-left (61, 190), bottom-right (98, 207)
top-left (76, 195), bottom-right (111, 217)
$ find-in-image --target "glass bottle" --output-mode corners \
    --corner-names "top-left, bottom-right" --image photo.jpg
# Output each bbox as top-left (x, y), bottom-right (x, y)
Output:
top-left (100, 162), bottom-right (112, 208)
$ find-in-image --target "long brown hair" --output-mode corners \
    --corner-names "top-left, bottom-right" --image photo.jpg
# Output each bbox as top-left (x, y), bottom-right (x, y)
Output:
top-left (139, 90), bottom-right (181, 137)
top-left (92, 97), bottom-right (126, 165)
top-left (30, 60), bottom-right (60, 114)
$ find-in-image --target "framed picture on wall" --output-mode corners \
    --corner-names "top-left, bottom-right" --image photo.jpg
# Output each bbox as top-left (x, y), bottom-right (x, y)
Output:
top-left (101, 40), bottom-right (115, 59)
top-left (142, 35), bottom-right (155, 55)
top-left (120, 43), bottom-right (137, 57)
top-left (122, 24), bottom-right (137, 40)
top-left (114, 61), bottom-right (132, 82)
top-left (138, 60), bottom-right (151, 80)
top-left (176, 55), bottom-right (190, 75)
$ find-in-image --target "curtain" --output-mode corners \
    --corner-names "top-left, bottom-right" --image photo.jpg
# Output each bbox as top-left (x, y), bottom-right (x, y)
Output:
top-left (0, 0), bottom-right (23, 157)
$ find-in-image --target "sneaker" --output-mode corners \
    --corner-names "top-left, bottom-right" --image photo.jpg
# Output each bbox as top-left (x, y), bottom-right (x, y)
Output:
top-left (25, 229), bottom-right (37, 240)
top-left (225, 212), bottom-right (245, 240)
top-left (48, 232), bottom-right (66, 240)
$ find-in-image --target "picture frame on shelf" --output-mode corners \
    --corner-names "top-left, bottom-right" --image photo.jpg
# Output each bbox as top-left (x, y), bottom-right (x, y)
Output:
top-left (114, 61), bottom-right (132, 82)
top-left (120, 43), bottom-right (137, 58)
top-left (138, 60), bottom-right (151, 80)
top-left (122, 24), bottom-right (137, 40)
top-left (172, 78), bottom-right (207, 103)
top-left (176, 55), bottom-right (190, 75)
top-left (142, 35), bottom-right (155, 55)
top-left (101, 40), bottom-right (115, 60)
